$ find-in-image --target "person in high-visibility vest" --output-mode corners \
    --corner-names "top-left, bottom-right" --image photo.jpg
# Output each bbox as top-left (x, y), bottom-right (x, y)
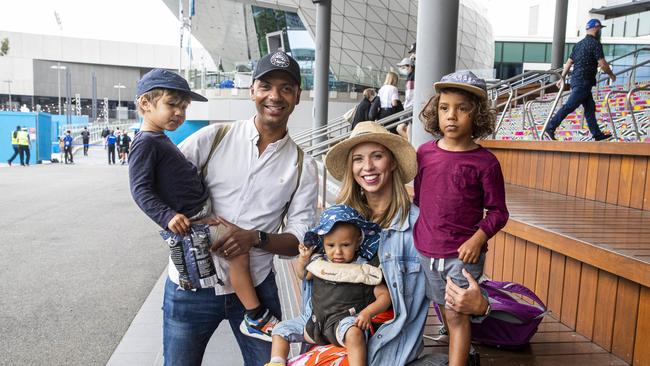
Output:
top-left (16, 127), bottom-right (31, 166)
top-left (7, 125), bottom-right (21, 166)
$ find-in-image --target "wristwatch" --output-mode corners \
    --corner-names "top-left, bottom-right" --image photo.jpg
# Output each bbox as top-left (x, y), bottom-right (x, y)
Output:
top-left (256, 230), bottom-right (269, 249)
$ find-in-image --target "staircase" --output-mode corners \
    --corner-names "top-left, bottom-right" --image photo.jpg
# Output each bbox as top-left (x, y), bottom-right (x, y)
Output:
top-left (493, 83), bottom-right (650, 142)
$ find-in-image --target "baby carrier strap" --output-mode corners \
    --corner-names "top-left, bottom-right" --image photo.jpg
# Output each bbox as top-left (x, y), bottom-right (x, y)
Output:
top-left (306, 258), bottom-right (383, 285)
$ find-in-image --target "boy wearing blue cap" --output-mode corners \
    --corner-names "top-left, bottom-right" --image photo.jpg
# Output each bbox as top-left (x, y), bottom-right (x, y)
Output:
top-left (128, 69), bottom-right (279, 343)
top-left (544, 18), bottom-right (616, 141)
top-left (266, 205), bottom-right (392, 366)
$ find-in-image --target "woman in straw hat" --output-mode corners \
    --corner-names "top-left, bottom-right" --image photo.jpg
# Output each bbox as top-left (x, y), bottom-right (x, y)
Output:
top-left (323, 121), bottom-right (428, 365)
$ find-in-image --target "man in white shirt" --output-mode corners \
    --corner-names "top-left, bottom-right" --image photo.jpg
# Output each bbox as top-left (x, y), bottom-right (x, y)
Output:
top-left (164, 51), bottom-right (318, 366)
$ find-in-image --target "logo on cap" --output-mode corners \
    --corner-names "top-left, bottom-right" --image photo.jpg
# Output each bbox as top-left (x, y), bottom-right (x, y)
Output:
top-left (270, 52), bottom-right (290, 68)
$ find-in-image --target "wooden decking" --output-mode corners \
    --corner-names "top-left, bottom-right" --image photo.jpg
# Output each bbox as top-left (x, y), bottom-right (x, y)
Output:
top-left (504, 184), bottom-right (650, 287)
top-left (424, 309), bottom-right (629, 365)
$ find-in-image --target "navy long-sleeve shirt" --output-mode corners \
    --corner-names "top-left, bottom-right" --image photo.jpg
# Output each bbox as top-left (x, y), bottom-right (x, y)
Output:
top-left (128, 131), bottom-right (209, 229)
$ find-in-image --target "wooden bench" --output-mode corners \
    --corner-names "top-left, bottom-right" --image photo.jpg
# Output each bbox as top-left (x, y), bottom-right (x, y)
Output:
top-left (474, 140), bottom-right (650, 366)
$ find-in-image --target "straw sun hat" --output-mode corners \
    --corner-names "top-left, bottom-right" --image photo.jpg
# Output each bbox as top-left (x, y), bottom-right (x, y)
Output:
top-left (325, 121), bottom-right (417, 183)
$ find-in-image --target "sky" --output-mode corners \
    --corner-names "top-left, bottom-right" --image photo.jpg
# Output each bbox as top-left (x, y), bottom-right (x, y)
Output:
top-left (0, 0), bottom-right (185, 46)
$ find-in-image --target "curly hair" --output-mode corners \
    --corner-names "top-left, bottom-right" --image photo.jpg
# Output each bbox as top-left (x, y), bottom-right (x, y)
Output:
top-left (419, 87), bottom-right (496, 139)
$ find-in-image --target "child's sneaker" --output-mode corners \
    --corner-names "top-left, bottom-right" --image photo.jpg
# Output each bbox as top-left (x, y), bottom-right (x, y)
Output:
top-left (264, 363), bottom-right (285, 366)
top-left (239, 309), bottom-right (279, 342)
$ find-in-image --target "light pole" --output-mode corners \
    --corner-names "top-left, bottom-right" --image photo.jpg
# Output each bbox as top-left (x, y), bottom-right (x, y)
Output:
top-left (50, 63), bottom-right (66, 114)
top-left (113, 83), bottom-right (126, 121)
top-left (3, 80), bottom-right (12, 111)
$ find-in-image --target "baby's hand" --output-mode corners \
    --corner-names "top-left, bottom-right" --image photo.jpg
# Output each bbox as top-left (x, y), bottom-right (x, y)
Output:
top-left (168, 213), bottom-right (191, 236)
top-left (298, 243), bottom-right (315, 259)
top-left (457, 238), bottom-right (482, 264)
top-left (354, 310), bottom-right (372, 331)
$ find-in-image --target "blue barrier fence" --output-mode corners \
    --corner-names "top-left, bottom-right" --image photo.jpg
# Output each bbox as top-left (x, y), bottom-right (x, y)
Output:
top-left (2, 112), bottom-right (209, 163)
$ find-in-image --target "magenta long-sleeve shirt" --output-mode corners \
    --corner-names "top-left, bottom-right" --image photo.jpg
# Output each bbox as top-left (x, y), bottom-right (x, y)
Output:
top-left (414, 141), bottom-right (509, 259)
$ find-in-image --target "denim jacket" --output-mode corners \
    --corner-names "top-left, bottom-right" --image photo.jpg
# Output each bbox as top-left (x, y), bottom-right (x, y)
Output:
top-left (300, 205), bottom-right (427, 365)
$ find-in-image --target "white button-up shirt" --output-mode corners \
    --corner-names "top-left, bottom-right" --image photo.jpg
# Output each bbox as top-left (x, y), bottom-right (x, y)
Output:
top-left (173, 117), bottom-right (318, 295)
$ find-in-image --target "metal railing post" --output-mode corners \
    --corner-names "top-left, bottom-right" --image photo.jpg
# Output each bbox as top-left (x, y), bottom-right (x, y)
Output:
top-left (321, 162), bottom-right (328, 208)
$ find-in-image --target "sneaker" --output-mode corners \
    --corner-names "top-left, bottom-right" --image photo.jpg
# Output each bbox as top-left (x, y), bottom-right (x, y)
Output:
top-left (594, 133), bottom-right (612, 141)
top-left (431, 325), bottom-right (449, 343)
top-left (264, 363), bottom-right (285, 366)
top-left (239, 309), bottom-right (279, 342)
top-left (7, 160), bottom-right (11, 166)
top-left (542, 129), bottom-right (556, 141)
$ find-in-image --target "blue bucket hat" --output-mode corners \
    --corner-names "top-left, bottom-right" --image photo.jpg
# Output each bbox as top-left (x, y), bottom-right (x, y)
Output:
top-left (434, 70), bottom-right (487, 100)
top-left (136, 68), bottom-right (207, 102)
top-left (304, 204), bottom-right (381, 260)
top-left (586, 18), bottom-right (605, 30)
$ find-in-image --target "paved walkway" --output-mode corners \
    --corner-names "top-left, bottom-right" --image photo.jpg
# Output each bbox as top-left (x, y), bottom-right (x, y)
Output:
top-left (106, 269), bottom-right (244, 366)
top-left (0, 146), bottom-right (244, 365)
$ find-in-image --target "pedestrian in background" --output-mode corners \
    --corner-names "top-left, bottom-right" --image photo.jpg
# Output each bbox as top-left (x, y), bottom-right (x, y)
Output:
top-left (101, 127), bottom-right (110, 149)
top-left (81, 127), bottom-right (90, 156)
top-left (544, 18), bottom-right (616, 141)
top-left (351, 88), bottom-right (380, 128)
top-left (17, 127), bottom-right (30, 166)
top-left (58, 137), bottom-right (65, 163)
top-left (7, 125), bottom-right (21, 166)
top-left (106, 130), bottom-right (117, 164)
top-left (118, 131), bottom-right (132, 165)
top-left (63, 130), bottom-right (74, 164)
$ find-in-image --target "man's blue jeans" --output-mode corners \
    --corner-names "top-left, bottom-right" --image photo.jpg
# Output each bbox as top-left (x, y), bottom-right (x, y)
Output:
top-left (546, 84), bottom-right (605, 138)
top-left (163, 272), bottom-right (282, 366)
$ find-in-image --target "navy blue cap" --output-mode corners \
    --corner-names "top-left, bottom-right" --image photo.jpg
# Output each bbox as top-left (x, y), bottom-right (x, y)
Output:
top-left (253, 51), bottom-right (301, 87)
top-left (304, 204), bottom-right (381, 260)
top-left (136, 69), bottom-right (207, 102)
top-left (586, 18), bottom-right (605, 30)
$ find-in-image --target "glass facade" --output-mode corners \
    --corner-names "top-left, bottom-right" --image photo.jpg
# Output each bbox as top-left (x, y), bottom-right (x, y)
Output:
top-left (494, 41), bottom-right (650, 84)
top-left (598, 11), bottom-right (650, 38)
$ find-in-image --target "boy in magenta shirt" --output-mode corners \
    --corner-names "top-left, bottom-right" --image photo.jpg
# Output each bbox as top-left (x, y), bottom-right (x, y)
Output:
top-left (414, 71), bottom-right (509, 366)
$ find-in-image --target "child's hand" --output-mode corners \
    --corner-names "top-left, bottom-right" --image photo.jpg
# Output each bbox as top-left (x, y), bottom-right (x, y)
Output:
top-left (457, 238), bottom-right (483, 264)
top-left (354, 310), bottom-right (372, 331)
top-left (168, 213), bottom-right (191, 235)
top-left (298, 243), bottom-right (315, 260)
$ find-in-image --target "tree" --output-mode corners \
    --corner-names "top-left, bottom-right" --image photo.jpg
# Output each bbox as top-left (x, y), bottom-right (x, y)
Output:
top-left (0, 38), bottom-right (9, 56)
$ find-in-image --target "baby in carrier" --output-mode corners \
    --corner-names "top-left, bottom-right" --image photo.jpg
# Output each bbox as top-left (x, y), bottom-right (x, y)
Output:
top-left (266, 204), bottom-right (392, 366)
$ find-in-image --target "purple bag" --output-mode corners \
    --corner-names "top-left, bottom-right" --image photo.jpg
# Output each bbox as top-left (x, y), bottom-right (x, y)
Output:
top-left (436, 279), bottom-right (547, 348)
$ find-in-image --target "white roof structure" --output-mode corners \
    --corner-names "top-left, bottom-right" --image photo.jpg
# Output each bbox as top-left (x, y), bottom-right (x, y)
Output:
top-left (163, 0), bottom-right (495, 83)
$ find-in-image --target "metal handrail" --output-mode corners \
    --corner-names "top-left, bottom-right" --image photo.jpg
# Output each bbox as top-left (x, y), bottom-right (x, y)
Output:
top-left (603, 90), bottom-right (630, 140)
top-left (520, 100), bottom-right (540, 140)
top-left (493, 70), bottom-right (564, 138)
top-left (292, 116), bottom-right (347, 141)
top-left (626, 84), bottom-right (650, 141)
top-left (596, 58), bottom-right (650, 85)
top-left (524, 78), bottom-right (566, 140)
top-left (507, 58), bottom-right (650, 140)
top-left (603, 46), bottom-right (650, 67)
top-left (303, 109), bottom-right (413, 158)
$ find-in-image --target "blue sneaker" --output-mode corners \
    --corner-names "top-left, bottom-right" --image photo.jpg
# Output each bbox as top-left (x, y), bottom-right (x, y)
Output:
top-left (239, 309), bottom-right (279, 342)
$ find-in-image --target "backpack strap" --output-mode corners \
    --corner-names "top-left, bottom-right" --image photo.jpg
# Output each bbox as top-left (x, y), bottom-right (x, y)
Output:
top-left (200, 124), bottom-right (232, 178)
top-left (481, 280), bottom-right (546, 310)
top-left (277, 146), bottom-right (304, 232)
